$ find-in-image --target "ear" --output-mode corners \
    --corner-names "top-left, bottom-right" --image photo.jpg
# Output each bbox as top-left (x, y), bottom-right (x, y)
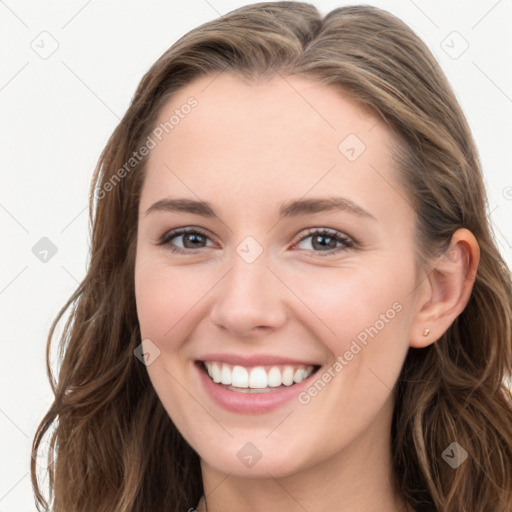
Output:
top-left (409, 228), bottom-right (480, 348)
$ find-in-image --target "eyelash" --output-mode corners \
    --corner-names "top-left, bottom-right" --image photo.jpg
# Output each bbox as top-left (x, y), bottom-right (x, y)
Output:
top-left (157, 226), bottom-right (355, 257)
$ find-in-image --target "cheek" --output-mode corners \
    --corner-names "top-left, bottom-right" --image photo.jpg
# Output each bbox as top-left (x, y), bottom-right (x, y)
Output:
top-left (134, 256), bottom-right (204, 435)
top-left (135, 257), bottom-right (205, 341)
top-left (282, 258), bottom-right (414, 408)
top-left (287, 259), bottom-right (412, 346)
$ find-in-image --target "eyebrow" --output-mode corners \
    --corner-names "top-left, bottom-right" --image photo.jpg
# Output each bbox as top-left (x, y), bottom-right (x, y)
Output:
top-left (145, 196), bottom-right (376, 221)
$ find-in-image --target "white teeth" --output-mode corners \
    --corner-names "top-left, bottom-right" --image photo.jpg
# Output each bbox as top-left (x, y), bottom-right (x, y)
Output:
top-left (203, 361), bottom-right (315, 389)
top-left (249, 367), bottom-right (267, 388)
top-left (293, 368), bottom-right (305, 383)
top-left (211, 362), bottom-right (221, 383)
top-left (220, 364), bottom-right (232, 385)
top-left (267, 366), bottom-right (282, 387)
top-left (282, 366), bottom-right (294, 386)
top-left (231, 365), bottom-right (249, 388)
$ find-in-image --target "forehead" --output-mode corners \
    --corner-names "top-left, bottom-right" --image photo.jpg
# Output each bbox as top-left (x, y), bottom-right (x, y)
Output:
top-left (141, 73), bottom-right (406, 222)
top-left (151, 72), bottom-right (385, 162)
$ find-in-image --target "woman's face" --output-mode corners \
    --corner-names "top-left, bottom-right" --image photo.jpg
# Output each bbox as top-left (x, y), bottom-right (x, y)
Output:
top-left (135, 73), bottom-right (422, 478)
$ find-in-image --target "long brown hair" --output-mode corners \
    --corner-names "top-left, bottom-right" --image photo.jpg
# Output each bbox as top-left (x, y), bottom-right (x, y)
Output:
top-left (31, 3), bottom-right (512, 511)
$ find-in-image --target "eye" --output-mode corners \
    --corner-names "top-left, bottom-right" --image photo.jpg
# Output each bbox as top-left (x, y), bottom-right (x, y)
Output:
top-left (158, 227), bottom-right (215, 253)
top-left (157, 226), bottom-right (355, 256)
top-left (293, 228), bottom-right (354, 255)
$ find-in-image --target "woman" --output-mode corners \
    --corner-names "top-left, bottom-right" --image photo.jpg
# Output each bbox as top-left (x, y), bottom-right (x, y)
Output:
top-left (31, 2), bottom-right (512, 511)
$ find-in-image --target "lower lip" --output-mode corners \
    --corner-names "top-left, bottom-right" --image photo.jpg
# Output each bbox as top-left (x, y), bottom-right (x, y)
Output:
top-left (196, 362), bottom-right (318, 414)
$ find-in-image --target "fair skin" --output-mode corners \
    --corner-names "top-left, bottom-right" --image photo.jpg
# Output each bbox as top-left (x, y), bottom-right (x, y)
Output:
top-left (134, 73), bottom-right (479, 512)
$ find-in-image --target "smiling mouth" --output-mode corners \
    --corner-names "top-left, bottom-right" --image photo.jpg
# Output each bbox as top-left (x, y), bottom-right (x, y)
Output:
top-left (198, 361), bottom-right (320, 393)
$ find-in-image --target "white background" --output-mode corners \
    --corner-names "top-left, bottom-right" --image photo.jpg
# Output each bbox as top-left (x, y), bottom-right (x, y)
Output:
top-left (0, 0), bottom-right (511, 509)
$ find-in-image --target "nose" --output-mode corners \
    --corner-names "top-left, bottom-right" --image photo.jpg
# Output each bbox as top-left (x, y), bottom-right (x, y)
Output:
top-left (209, 251), bottom-right (287, 338)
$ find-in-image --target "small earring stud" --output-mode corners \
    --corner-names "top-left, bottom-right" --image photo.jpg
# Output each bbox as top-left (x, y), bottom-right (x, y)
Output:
top-left (423, 328), bottom-right (430, 336)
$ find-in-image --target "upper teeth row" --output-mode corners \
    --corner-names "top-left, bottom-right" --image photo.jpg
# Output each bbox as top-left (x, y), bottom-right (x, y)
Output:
top-left (204, 362), bottom-right (315, 388)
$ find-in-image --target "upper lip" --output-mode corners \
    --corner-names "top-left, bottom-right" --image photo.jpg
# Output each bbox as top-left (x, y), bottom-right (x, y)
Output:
top-left (197, 353), bottom-right (321, 367)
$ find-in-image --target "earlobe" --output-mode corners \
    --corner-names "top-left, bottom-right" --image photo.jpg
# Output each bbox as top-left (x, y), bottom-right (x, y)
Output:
top-left (409, 228), bottom-right (480, 348)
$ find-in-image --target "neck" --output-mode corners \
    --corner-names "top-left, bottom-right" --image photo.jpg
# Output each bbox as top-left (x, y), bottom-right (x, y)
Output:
top-left (198, 397), bottom-right (406, 512)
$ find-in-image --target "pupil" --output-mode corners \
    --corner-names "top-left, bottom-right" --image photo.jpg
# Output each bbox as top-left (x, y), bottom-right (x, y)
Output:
top-left (313, 235), bottom-right (336, 250)
top-left (184, 233), bottom-right (205, 248)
